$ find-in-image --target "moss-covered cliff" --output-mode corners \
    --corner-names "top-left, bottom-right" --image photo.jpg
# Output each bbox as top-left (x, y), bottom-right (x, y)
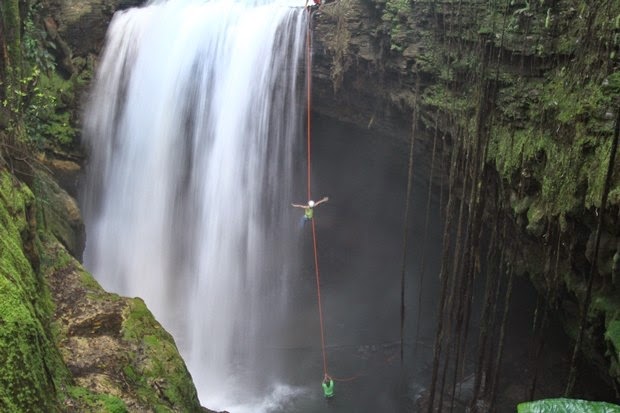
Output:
top-left (0, 171), bottom-right (67, 412)
top-left (311, 0), bottom-right (620, 405)
top-left (0, 167), bottom-right (209, 412)
top-left (38, 169), bottom-right (207, 412)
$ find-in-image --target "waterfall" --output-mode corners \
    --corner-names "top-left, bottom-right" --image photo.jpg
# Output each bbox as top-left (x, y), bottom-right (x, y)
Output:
top-left (81, 0), bottom-right (308, 410)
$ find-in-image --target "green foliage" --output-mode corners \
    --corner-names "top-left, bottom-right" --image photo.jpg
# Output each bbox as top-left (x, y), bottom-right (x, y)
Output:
top-left (487, 123), bottom-right (614, 216)
top-left (1, 67), bottom-right (77, 149)
top-left (607, 320), bottom-right (620, 378)
top-left (22, 3), bottom-right (56, 75)
top-left (605, 320), bottom-right (620, 355)
top-left (0, 0), bottom-right (23, 97)
top-left (421, 84), bottom-right (473, 115)
top-left (1, 0), bottom-right (77, 149)
top-left (323, 0), bottom-right (353, 92)
top-left (604, 71), bottom-right (620, 107)
top-left (488, 59), bottom-right (619, 216)
top-left (539, 68), bottom-right (612, 126)
top-left (23, 70), bottom-right (77, 150)
top-left (517, 398), bottom-right (620, 413)
top-left (1, 66), bottom-right (38, 140)
top-left (381, 0), bottom-right (411, 52)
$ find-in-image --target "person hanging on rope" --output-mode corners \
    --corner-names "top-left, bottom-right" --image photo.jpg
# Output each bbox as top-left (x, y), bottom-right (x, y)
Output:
top-left (292, 196), bottom-right (328, 222)
top-left (322, 375), bottom-right (335, 398)
top-left (305, 0), bottom-right (321, 12)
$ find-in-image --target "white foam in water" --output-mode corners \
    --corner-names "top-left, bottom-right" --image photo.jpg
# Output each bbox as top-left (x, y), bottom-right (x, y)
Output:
top-left (81, 0), bottom-right (308, 410)
top-left (222, 383), bottom-right (308, 413)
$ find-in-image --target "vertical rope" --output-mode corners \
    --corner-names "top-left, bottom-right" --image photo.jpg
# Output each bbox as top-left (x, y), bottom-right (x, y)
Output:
top-left (306, 14), bottom-right (312, 202)
top-left (312, 219), bottom-right (329, 376)
top-left (305, 9), bottom-right (329, 379)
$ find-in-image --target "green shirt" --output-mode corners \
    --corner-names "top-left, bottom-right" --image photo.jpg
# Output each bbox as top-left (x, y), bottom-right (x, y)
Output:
top-left (305, 207), bottom-right (314, 219)
top-left (322, 379), bottom-right (334, 397)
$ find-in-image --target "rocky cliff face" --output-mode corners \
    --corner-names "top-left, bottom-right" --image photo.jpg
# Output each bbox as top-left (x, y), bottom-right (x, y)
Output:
top-left (0, 165), bottom-right (212, 411)
top-left (310, 0), bottom-right (620, 401)
top-left (0, 171), bottom-right (62, 412)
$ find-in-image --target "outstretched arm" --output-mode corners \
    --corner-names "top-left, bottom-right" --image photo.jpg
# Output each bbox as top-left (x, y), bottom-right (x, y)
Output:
top-left (314, 196), bottom-right (329, 206)
top-left (291, 203), bottom-right (307, 208)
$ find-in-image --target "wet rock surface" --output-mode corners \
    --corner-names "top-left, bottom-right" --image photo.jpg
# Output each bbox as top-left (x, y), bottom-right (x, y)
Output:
top-left (44, 240), bottom-right (214, 412)
top-left (41, 0), bottom-right (145, 58)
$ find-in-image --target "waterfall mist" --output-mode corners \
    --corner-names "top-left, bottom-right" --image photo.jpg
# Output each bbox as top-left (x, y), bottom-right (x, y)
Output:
top-left (81, 0), bottom-right (307, 410)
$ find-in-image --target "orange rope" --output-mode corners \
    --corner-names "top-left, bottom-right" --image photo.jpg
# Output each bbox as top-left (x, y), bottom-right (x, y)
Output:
top-left (330, 373), bottom-right (364, 382)
top-left (305, 10), bottom-right (329, 379)
top-left (312, 219), bottom-right (329, 377)
top-left (306, 12), bottom-right (312, 202)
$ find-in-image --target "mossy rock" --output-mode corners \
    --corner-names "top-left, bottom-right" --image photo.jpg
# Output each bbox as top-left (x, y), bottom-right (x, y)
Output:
top-left (512, 194), bottom-right (534, 215)
top-left (0, 167), bottom-right (207, 412)
top-left (605, 320), bottom-right (620, 378)
top-left (65, 385), bottom-right (129, 413)
top-left (33, 169), bottom-right (85, 260)
top-left (526, 200), bottom-right (546, 237)
top-left (41, 239), bottom-right (205, 412)
top-left (0, 170), bottom-right (68, 412)
top-left (122, 298), bottom-right (204, 412)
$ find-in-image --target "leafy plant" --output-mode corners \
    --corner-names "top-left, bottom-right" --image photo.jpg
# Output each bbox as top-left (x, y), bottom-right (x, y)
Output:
top-left (381, 0), bottom-right (411, 52)
top-left (23, 72), bottom-right (77, 149)
top-left (22, 3), bottom-right (56, 76)
top-left (2, 0), bottom-right (77, 150)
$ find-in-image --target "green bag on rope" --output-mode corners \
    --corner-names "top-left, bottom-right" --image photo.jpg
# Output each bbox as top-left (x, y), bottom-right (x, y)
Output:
top-left (517, 398), bottom-right (620, 413)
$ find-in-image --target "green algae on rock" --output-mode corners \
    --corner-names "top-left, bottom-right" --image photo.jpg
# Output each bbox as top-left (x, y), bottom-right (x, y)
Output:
top-left (0, 170), bottom-right (68, 412)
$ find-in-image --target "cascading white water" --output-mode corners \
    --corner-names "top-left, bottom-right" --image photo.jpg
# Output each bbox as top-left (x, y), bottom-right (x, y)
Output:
top-left (81, 0), bottom-right (308, 410)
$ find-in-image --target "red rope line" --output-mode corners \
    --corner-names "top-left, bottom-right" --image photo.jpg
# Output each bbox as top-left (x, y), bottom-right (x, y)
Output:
top-left (306, 13), bottom-right (312, 202)
top-left (312, 219), bottom-right (329, 377)
top-left (305, 11), bottom-right (329, 379)
top-left (330, 373), bottom-right (364, 382)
